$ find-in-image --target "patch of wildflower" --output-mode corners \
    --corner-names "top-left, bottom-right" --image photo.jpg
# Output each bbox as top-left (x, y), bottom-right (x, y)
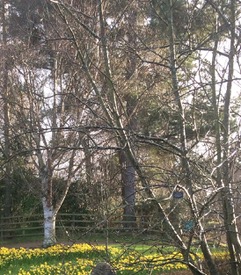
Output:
top-left (17, 260), bottom-right (94, 275)
top-left (113, 251), bottom-right (187, 272)
top-left (0, 244), bottom-right (229, 274)
top-left (0, 244), bottom-right (104, 273)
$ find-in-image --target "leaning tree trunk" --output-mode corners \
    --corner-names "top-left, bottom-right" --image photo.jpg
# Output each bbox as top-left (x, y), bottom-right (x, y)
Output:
top-left (221, 0), bottom-right (241, 272)
top-left (167, 0), bottom-right (219, 274)
top-left (97, 0), bottom-right (138, 230)
top-left (210, 0), bottom-right (241, 273)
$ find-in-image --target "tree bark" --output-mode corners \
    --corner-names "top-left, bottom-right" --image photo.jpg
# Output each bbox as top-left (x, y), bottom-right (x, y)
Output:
top-left (1, 0), bottom-right (12, 218)
top-left (167, 1), bottom-right (219, 274)
top-left (119, 150), bottom-right (136, 229)
top-left (42, 197), bottom-right (57, 247)
top-left (221, 0), bottom-right (241, 272)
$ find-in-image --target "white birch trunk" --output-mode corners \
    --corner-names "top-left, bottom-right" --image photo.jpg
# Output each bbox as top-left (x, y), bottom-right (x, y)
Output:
top-left (42, 197), bottom-right (56, 247)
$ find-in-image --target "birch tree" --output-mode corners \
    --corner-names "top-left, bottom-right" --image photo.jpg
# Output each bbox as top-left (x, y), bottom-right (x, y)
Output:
top-left (11, 53), bottom-right (92, 246)
top-left (1, 0), bottom-right (95, 246)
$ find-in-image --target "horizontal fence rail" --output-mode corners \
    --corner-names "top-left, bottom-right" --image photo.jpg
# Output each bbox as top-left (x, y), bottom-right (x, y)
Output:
top-left (0, 214), bottom-right (44, 240)
top-left (0, 213), bottom-right (161, 242)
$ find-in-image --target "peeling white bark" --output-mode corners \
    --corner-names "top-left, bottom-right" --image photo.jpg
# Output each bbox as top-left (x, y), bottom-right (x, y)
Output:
top-left (42, 197), bottom-right (56, 247)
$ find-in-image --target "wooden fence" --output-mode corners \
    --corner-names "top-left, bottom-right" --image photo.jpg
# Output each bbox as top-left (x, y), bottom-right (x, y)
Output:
top-left (0, 213), bottom-right (160, 241)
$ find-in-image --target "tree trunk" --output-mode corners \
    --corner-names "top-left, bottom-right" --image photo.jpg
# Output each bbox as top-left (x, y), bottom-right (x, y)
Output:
top-left (119, 150), bottom-right (136, 229)
top-left (210, 0), bottom-right (241, 273)
top-left (42, 197), bottom-right (57, 247)
top-left (221, 0), bottom-right (241, 272)
top-left (2, 0), bottom-right (12, 218)
top-left (167, 1), bottom-right (219, 274)
top-left (40, 160), bottom-right (56, 247)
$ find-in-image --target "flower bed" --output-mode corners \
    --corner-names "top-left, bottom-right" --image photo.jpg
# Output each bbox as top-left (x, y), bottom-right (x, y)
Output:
top-left (0, 244), bottom-right (228, 274)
